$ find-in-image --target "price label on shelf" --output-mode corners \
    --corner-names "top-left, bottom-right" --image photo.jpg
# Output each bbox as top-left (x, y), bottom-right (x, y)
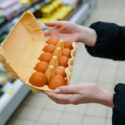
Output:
top-left (8, 88), bottom-right (15, 96)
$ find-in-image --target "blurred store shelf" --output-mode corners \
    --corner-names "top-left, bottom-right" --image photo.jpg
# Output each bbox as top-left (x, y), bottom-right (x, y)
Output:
top-left (68, 1), bottom-right (90, 24)
top-left (0, 0), bottom-right (49, 36)
top-left (0, 80), bottom-right (30, 125)
top-left (0, 0), bottom-right (93, 125)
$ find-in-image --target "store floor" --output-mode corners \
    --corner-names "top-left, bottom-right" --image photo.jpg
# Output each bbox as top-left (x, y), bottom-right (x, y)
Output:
top-left (7, 0), bottom-right (125, 125)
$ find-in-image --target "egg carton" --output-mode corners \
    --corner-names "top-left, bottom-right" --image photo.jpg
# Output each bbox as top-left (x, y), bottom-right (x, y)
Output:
top-left (0, 11), bottom-right (78, 93)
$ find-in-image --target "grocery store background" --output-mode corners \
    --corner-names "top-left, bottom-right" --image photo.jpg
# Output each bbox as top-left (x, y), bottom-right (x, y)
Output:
top-left (0, 0), bottom-right (125, 125)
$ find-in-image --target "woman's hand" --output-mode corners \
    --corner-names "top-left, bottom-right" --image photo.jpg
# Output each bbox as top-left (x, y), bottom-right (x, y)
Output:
top-left (44, 21), bottom-right (97, 46)
top-left (42, 83), bottom-right (114, 107)
top-left (44, 21), bottom-right (80, 42)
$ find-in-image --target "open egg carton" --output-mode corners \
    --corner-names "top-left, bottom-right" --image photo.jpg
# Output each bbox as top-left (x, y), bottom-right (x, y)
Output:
top-left (0, 11), bottom-right (78, 93)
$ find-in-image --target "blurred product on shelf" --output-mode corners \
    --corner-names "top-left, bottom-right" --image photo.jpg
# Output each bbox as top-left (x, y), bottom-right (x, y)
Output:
top-left (19, 0), bottom-right (39, 5)
top-left (0, 0), bottom-right (47, 38)
top-left (40, 0), bottom-right (62, 17)
top-left (0, 10), bottom-right (5, 25)
top-left (77, 0), bottom-right (82, 4)
top-left (0, 0), bottom-right (24, 20)
top-left (0, 35), bottom-right (6, 43)
top-left (33, 10), bottom-right (43, 18)
top-left (0, 73), bottom-right (10, 98)
top-left (0, 30), bottom-right (9, 42)
top-left (33, 0), bottom-right (74, 22)
top-left (0, 0), bottom-right (83, 39)
top-left (0, 0), bottom-right (41, 25)
top-left (39, 5), bottom-right (73, 22)
top-left (0, 76), bottom-right (10, 88)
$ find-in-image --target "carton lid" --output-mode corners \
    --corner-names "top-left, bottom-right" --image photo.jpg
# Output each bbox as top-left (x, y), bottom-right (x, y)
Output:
top-left (0, 11), bottom-right (45, 84)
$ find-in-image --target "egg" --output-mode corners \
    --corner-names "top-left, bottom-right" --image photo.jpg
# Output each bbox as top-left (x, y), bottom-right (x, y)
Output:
top-left (47, 37), bottom-right (59, 45)
top-left (58, 56), bottom-right (69, 67)
top-left (43, 44), bottom-right (56, 53)
top-left (55, 66), bottom-right (66, 77)
top-left (29, 72), bottom-right (47, 87)
top-left (64, 41), bottom-right (73, 49)
top-left (48, 75), bottom-right (66, 90)
top-left (34, 61), bottom-right (48, 73)
top-left (39, 52), bottom-right (52, 63)
top-left (62, 48), bottom-right (71, 58)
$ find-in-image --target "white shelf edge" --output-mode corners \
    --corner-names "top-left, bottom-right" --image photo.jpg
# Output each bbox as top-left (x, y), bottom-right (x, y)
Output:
top-left (69, 3), bottom-right (90, 24)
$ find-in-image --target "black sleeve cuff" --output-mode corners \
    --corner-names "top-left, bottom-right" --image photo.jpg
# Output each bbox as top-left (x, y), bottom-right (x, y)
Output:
top-left (113, 83), bottom-right (125, 125)
top-left (85, 21), bottom-right (125, 60)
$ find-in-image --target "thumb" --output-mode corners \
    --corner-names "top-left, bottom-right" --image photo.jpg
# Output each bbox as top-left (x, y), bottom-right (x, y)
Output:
top-left (55, 85), bottom-right (76, 94)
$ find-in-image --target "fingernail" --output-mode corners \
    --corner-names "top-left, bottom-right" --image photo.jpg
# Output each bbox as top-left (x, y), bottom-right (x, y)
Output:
top-left (55, 89), bottom-right (61, 93)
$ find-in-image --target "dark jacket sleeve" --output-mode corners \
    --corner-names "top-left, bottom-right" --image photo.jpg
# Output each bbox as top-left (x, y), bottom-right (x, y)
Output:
top-left (113, 84), bottom-right (125, 125)
top-left (85, 21), bottom-right (125, 60)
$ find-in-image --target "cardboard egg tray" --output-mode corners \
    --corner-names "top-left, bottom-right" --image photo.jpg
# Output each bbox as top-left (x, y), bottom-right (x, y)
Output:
top-left (0, 11), bottom-right (78, 93)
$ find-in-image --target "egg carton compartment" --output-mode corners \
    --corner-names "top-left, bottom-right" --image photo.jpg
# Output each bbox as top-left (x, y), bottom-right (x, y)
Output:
top-left (0, 11), bottom-right (78, 93)
top-left (28, 40), bottom-right (78, 93)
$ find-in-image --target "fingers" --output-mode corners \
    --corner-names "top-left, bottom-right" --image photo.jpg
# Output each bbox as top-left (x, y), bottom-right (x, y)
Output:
top-left (54, 85), bottom-right (77, 94)
top-left (43, 28), bottom-right (57, 36)
top-left (46, 93), bottom-right (68, 104)
top-left (44, 21), bottom-right (62, 28)
top-left (44, 91), bottom-right (77, 104)
top-left (41, 91), bottom-right (59, 103)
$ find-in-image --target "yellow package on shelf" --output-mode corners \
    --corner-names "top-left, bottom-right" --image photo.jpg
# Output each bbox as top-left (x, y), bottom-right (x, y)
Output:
top-left (39, 17), bottom-right (56, 22)
top-left (40, 0), bottom-right (62, 17)
top-left (20, 0), bottom-right (38, 4)
top-left (39, 5), bottom-right (73, 22)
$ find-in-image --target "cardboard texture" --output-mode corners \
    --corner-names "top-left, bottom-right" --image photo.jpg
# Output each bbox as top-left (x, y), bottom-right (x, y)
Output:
top-left (0, 11), bottom-right (78, 93)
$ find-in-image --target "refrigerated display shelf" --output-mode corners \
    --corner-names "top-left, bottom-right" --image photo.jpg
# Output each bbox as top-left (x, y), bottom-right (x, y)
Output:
top-left (0, 1), bottom-right (92, 125)
top-left (0, 80), bottom-right (30, 125)
top-left (40, 0), bottom-right (91, 29)
top-left (0, 0), bottom-right (49, 36)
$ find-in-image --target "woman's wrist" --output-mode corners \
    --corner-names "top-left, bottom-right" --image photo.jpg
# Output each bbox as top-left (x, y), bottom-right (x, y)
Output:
top-left (77, 25), bottom-right (97, 47)
top-left (94, 86), bottom-right (114, 107)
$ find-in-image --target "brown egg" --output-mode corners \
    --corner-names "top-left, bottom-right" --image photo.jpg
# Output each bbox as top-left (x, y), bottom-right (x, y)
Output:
top-left (39, 52), bottom-right (52, 63)
top-left (58, 56), bottom-right (69, 67)
top-left (55, 66), bottom-right (66, 77)
top-left (43, 44), bottom-right (56, 53)
top-left (47, 37), bottom-right (59, 45)
top-left (29, 72), bottom-right (47, 87)
top-left (64, 41), bottom-right (73, 49)
top-left (48, 75), bottom-right (66, 90)
top-left (62, 48), bottom-right (71, 58)
top-left (34, 61), bottom-right (48, 73)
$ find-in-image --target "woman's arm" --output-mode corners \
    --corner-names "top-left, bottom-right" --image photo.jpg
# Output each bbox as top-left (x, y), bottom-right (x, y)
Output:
top-left (44, 21), bottom-right (125, 60)
top-left (85, 22), bottom-right (125, 60)
top-left (42, 83), bottom-right (125, 125)
top-left (42, 83), bottom-right (114, 107)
